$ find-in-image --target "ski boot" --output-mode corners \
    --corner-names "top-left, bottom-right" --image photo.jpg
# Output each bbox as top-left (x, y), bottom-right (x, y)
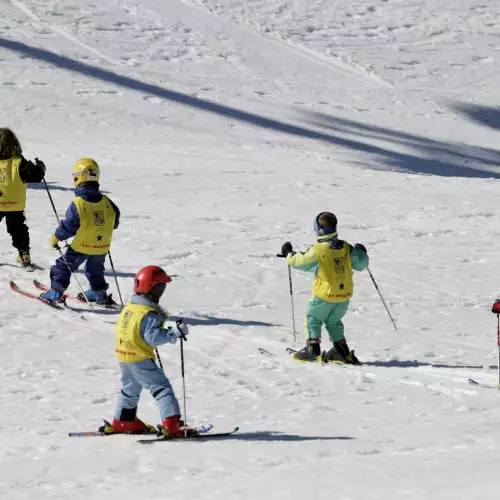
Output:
top-left (78, 289), bottom-right (119, 308)
top-left (40, 288), bottom-right (64, 304)
top-left (292, 339), bottom-right (322, 363)
top-left (323, 339), bottom-right (362, 365)
top-left (160, 415), bottom-right (198, 438)
top-left (17, 249), bottom-right (33, 271)
top-left (99, 419), bottom-right (157, 435)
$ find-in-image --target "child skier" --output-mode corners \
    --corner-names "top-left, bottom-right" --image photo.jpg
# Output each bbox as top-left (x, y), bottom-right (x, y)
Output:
top-left (281, 212), bottom-right (369, 364)
top-left (101, 265), bottom-right (194, 436)
top-left (0, 128), bottom-right (46, 269)
top-left (40, 158), bottom-right (120, 304)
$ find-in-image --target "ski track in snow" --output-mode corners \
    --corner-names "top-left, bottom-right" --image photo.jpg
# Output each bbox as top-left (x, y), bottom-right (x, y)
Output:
top-left (2, 0), bottom-right (500, 498)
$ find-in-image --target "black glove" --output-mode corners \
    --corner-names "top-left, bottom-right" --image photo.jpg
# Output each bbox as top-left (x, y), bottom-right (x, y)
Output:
top-left (35, 158), bottom-right (46, 175)
top-left (281, 242), bottom-right (293, 257)
top-left (354, 243), bottom-right (367, 254)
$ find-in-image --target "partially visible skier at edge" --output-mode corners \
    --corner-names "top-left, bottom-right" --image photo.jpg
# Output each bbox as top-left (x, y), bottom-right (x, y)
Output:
top-left (280, 212), bottom-right (369, 364)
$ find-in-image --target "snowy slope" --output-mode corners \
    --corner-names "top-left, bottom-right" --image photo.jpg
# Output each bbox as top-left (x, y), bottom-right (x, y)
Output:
top-left (1, 0), bottom-right (500, 498)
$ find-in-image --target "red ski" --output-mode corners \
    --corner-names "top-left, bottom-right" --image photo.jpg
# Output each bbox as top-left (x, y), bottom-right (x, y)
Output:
top-left (10, 281), bottom-right (66, 310)
top-left (33, 280), bottom-right (122, 311)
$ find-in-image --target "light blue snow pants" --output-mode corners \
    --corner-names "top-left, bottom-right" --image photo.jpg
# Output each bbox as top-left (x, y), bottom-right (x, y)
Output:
top-left (305, 296), bottom-right (350, 343)
top-left (114, 359), bottom-right (180, 421)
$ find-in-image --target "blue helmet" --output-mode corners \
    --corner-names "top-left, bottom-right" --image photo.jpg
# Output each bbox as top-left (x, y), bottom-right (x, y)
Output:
top-left (314, 212), bottom-right (338, 237)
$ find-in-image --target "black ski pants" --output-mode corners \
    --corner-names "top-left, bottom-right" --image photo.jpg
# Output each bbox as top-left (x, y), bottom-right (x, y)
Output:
top-left (0, 211), bottom-right (30, 251)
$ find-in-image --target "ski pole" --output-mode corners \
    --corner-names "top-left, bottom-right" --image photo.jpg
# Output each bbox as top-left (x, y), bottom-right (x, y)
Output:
top-left (155, 348), bottom-right (164, 371)
top-left (367, 267), bottom-right (397, 331)
top-left (497, 314), bottom-right (500, 387)
top-left (177, 319), bottom-right (188, 425)
top-left (42, 176), bottom-right (61, 225)
top-left (277, 254), bottom-right (297, 342)
top-left (107, 252), bottom-right (124, 307)
top-left (42, 176), bottom-right (93, 309)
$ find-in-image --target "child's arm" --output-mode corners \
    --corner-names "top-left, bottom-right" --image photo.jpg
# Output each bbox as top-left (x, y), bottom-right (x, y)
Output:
top-left (286, 246), bottom-right (319, 273)
top-left (140, 313), bottom-right (183, 347)
top-left (109, 199), bottom-right (120, 229)
top-left (18, 157), bottom-right (46, 183)
top-left (350, 244), bottom-right (369, 271)
top-left (54, 203), bottom-right (80, 240)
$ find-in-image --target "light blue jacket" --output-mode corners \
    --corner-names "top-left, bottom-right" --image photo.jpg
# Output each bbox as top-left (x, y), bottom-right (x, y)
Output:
top-left (130, 294), bottom-right (178, 347)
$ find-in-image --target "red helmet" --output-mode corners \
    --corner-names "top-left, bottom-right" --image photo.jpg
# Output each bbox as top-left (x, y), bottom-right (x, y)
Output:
top-left (134, 265), bottom-right (172, 294)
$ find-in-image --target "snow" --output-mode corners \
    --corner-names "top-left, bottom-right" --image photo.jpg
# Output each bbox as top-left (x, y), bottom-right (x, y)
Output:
top-left (1, 0), bottom-right (500, 498)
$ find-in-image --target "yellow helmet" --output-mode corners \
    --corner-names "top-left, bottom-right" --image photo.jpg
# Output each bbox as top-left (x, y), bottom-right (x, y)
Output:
top-left (72, 158), bottom-right (100, 187)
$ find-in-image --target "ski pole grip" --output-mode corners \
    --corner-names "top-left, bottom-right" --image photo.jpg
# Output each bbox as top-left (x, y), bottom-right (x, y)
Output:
top-left (176, 319), bottom-right (187, 341)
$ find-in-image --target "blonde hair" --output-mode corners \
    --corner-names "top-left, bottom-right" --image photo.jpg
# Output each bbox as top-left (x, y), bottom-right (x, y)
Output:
top-left (0, 128), bottom-right (22, 160)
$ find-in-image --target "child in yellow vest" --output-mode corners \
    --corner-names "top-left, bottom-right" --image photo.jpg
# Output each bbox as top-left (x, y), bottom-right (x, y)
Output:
top-left (40, 158), bottom-right (120, 304)
top-left (281, 212), bottom-right (369, 364)
top-left (101, 265), bottom-right (195, 437)
top-left (0, 128), bottom-right (46, 269)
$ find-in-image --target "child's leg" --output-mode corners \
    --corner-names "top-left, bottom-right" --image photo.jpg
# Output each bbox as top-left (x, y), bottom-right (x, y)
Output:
top-left (49, 247), bottom-right (86, 291)
top-left (132, 359), bottom-right (181, 420)
top-left (5, 211), bottom-right (29, 251)
top-left (324, 301), bottom-right (350, 344)
top-left (114, 362), bottom-right (143, 421)
top-left (305, 296), bottom-right (336, 340)
top-left (84, 254), bottom-right (108, 291)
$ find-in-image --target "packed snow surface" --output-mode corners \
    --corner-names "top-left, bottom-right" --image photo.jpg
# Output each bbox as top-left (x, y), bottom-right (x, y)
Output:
top-left (1, 0), bottom-right (500, 499)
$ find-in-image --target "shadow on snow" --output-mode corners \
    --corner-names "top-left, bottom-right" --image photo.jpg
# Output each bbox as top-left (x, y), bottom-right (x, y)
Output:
top-left (300, 111), bottom-right (500, 178)
top-left (169, 314), bottom-right (279, 328)
top-left (199, 431), bottom-right (354, 442)
top-left (1, 38), bottom-right (500, 179)
top-left (28, 181), bottom-right (73, 192)
top-left (362, 359), bottom-right (497, 370)
top-left (451, 102), bottom-right (500, 131)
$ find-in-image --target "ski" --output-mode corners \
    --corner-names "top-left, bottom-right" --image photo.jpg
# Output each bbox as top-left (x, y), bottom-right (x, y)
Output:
top-left (468, 378), bottom-right (500, 389)
top-left (33, 280), bottom-right (122, 311)
top-left (10, 280), bottom-right (66, 310)
top-left (137, 426), bottom-right (239, 444)
top-left (69, 422), bottom-right (214, 438)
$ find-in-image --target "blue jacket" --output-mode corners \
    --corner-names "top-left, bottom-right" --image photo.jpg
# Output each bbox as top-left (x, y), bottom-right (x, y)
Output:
top-left (131, 294), bottom-right (178, 347)
top-left (55, 184), bottom-right (120, 241)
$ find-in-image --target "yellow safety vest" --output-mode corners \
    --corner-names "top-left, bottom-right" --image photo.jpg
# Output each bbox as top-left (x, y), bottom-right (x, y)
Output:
top-left (71, 195), bottom-right (115, 255)
top-left (0, 157), bottom-right (27, 212)
top-left (115, 303), bottom-right (161, 363)
top-left (312, 241), bottom-right (354, 303)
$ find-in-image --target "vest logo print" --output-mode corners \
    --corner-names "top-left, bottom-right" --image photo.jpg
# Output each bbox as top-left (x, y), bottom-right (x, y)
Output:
top-left (121, 310), bottom-right (133, 329)
top-left (334, 257), bottom-right (345, 274)
top-left (0, 168), bottom-right (7, 186)
top-left (93, 211), bottom-right (105, 226)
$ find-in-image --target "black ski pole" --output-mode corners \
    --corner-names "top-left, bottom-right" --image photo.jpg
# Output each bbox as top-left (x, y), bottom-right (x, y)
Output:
top-left (155, 348), bottom-right (164, 371)
top-left (277, 253), bottom-right (297, 343)
top-left (177, 319), bottom-right (188, 425)
top-left (107, 252), bottom-right (124, 307)
top-left (367, 267), bottom-right (397, 331)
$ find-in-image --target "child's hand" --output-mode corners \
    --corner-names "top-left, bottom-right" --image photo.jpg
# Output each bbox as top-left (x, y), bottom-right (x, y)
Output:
top-left (49, 234), bottom-right (60, 249)
top-left (354, 243), bottom-right (367, 254)
top-left (281, 242), bottom-right (293, 257)
top-left (175, 321), bottom-right (189, 340)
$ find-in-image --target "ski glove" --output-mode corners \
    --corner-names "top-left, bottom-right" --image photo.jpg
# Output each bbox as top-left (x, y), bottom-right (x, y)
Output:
top-left (174, 321), bottom-right (189, 339)
top-left (354, 243), bottom-right (367, 254)
top-left (35, 158), bottom-right (46, 175)
top-left (49, 234), bottom-right (60, 249)
top-left (492, 300), bottom-right (500, 314)
top-left (281, 242), bottom-right (294, 257)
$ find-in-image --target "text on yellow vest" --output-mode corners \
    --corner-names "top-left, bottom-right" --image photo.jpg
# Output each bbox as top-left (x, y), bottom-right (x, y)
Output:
top-left (0, 157), bottom-right (27, 212)
top-left (312, 241), bottom-right (354, 302)
top-left (116, 303), bottom-right (161, 363)
top-left (71, 195), bottom-right (115, 255)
